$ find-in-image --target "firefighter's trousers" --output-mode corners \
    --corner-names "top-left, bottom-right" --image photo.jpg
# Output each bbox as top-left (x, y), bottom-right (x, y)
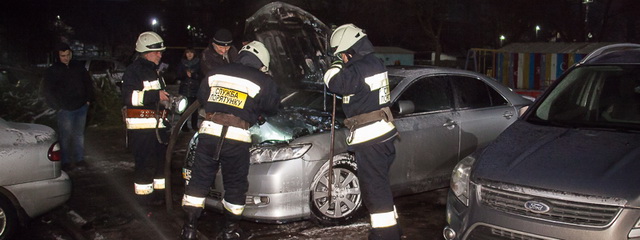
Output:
top-left (129, 129), bottom-right (167, 197)
top-left (185, 134), bottom-right (251, 209)
top-left (353, 138), bottom-right (401, 240)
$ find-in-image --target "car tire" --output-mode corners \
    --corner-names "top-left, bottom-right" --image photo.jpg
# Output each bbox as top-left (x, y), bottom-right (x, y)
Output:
top-left (0, 196), bottom-right (18, 240)
top-left (309, 153), bottom-right (365, 226)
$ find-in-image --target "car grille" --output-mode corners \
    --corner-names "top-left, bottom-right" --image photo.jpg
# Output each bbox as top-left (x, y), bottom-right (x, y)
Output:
top-left (480, 185), bottom-right (620, 227)
top-left (467, 225), bottom-right (555, 240)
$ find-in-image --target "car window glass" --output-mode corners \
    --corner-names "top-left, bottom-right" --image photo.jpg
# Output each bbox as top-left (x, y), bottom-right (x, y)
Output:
top-left (397, 76), bottom-right (453, 113)
top-left (534, 65), bottom-right (640, 127)
top-left (453, 76), bottom-right (506, 109)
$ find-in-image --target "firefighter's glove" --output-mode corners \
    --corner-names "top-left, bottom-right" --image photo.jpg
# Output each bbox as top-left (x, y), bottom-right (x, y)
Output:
top-left (323, 61), bottom-right (343, 87)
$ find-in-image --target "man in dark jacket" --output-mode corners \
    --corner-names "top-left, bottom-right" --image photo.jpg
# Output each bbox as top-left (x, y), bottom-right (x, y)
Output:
top-left (121, 31), bottom-right (170, 208)
top-left (200, 28), bottom-right (238, 76)
top-left (43, 42), bottom-right (94, 171)
top-left (180, 41), bottom-right (280, 240)
top-left (323, 24), bottom-right (400, 240)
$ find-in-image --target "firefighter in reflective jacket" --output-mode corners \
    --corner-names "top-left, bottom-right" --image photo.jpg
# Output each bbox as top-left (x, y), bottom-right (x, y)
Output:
top-left (180, 41), bottom-right (280, 240)
top-left (121, 31), bottom-right (170, 207)
top-left (323, 24), bottom-right (401, 240)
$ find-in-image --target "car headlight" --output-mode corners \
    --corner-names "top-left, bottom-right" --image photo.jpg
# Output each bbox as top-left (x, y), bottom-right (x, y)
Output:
top-left (250, 143), bottom-right (312, 164)
top-left (451, 155), bottom-right (476, 206)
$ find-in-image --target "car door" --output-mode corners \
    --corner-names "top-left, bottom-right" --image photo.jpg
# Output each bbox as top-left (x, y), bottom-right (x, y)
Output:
top-left (451, 75), bottom-right (517, 159)
top-left (390, 76), bottom-right (460, 192)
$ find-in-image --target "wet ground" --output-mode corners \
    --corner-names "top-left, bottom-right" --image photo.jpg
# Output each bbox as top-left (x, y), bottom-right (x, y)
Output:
top-left (13, 119), bottom-right (448, 240)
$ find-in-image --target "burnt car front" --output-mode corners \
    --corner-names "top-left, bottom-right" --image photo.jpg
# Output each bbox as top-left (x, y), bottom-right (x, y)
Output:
top-left (182, 2), bottom-right (353, 223)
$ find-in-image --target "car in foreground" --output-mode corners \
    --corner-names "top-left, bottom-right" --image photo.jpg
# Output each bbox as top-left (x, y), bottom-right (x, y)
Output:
top-left (444, 43), bottom-right (640, 240)
top-left (0, 118), bottom-right (72, 239)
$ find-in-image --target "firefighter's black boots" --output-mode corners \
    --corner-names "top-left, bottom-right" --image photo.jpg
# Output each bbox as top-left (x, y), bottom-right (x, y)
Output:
top-left (180, 206), bottom-right (202, 240)
top-left (222, 211), bottom-right (246, 240)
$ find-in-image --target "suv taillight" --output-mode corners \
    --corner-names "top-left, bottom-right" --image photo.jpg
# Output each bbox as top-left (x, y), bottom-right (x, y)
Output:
top-left (48, 142), bottom-right (61, 161)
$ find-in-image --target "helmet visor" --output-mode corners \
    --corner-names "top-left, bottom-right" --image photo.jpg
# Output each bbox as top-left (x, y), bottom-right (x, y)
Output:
top-left (146, 42), bottom-right (165, 51)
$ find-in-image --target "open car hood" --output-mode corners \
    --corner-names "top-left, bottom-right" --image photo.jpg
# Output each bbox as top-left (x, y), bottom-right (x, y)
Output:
top-left (244, 1), bottom-right (331, 91)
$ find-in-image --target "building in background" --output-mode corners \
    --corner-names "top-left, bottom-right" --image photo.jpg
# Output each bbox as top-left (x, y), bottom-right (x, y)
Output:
top-left (466, 42), bottom-right (615, 98)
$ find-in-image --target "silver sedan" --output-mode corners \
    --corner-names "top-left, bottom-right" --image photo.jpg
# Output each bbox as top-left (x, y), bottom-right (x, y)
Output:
top-left (182, 65), bottom-right (532, 225)
top-left (0, 118), bottom-right (72, 239)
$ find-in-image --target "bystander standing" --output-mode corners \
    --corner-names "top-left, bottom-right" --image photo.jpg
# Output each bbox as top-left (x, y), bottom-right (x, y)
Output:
top-left (200, 28), bottom-right (238, 76)
top-left (43, 42), bottom-right (94, 171)
top-left (177, 47), bottom-right (202, 132)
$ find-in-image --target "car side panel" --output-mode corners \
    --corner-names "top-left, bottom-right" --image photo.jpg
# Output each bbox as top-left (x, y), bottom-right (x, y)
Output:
top-left (0, 122), bottom-right (58, 186)
top-left (392, 111), bottom-right (460, 191)
top-left (457, 105), bottom-right (518, 159)
top-left (4, 171), bottom-right (71, 217)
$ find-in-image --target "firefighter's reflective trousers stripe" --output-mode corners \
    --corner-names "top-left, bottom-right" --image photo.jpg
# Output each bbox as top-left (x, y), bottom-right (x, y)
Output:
top-left (223, 199), bottom-right (245, 215)
top-left (352, 138), bottom-right (401, 240)
top-left (134, 178), bottom-right (165, 195)
top-left (182, 195), bottom-right (205, 208)
top-left (184, 133), bottom-right (252, 208)
top-left (129, 129), bottom-right (167, 195)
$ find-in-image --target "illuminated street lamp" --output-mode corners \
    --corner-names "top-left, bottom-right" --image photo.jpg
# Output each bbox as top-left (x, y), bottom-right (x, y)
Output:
top-left (535, 25), bottom-right (541, 39)
top-left (151, 18), bottom-right (158, 32)
top-left (499, 35), bottom-right (506, 46)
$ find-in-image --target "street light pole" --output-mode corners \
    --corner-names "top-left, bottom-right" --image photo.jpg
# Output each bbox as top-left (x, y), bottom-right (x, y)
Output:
top-left (499, 35), bottom-right (506, 47)
top-left (583, 0), bottom-right (593, 41)
top-left (535, 25), bottom-right (540, 40)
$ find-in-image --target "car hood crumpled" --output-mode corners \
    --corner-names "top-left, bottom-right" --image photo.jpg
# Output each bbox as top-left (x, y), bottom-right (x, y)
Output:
top-left (473, 120), bottom-right (640, 207)
top-left (244, 1), bottom-right (331, 91)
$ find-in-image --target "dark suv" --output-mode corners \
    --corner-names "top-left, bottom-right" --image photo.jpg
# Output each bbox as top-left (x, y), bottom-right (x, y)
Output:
top-left (444, 43), bottom-right (640, 240)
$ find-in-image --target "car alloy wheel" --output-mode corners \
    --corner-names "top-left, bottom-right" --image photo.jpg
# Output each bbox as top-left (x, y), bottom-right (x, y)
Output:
top-left (310, 153), bottom-right (364, 225)
top-left (0, 197), bottom-right (17, 240)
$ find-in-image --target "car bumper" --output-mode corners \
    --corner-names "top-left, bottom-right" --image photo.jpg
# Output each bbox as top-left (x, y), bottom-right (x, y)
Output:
top-left (204, 158), bottom-right (322, 223)
top-left (4, 171), bottom-right (72, 218)
top-left (444, 183), bottom-right (640, 240)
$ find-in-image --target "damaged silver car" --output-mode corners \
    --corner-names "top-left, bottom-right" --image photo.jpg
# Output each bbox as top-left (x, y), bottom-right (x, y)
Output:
top-left (182, 2), bottom-right (532, 225)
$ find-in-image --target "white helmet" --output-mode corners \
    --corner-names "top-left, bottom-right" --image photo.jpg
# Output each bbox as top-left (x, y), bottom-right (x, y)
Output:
top-left (240, 41), bottom-right (270, 72)
top-left (135, 31), bottom-right (166, 53)
top-left (330, 24), bottom-right (366, 57)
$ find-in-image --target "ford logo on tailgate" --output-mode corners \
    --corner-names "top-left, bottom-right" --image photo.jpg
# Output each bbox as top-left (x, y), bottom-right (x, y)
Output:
top-left (524, 200), bottom-right (551, 214)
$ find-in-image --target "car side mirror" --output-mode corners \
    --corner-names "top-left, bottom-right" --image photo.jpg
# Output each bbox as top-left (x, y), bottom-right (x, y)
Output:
top-left (394, 100), bottom-right (415, 116)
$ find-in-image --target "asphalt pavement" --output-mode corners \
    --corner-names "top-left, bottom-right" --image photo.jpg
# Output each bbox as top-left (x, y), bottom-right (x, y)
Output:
top-left (13, 114), bottom-right (448, 240)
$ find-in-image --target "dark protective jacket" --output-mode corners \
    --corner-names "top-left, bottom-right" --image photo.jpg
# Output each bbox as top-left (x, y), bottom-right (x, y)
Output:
top-left (197, 62), bottom-right (279, 126)
top-left (177, 57), bottom-right (202, 97)
top-left (43, 60), bottom-right (94, 110)
top-left (324, 37), bottom-right (396, 145)
top-left (200, 45), bottom-right (238, 77)
top-left (121, 57), bottom-right (166, 111)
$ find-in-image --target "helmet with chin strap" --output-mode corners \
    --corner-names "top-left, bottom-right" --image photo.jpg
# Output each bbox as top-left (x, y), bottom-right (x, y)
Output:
top-left (136, 31), bottom-right (166, 53)
top-left (330, 24), bottom-right (366, 57)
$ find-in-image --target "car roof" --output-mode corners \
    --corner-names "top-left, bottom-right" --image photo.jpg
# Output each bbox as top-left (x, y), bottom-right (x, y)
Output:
top-left (579, 43), bottom-right (640, 65)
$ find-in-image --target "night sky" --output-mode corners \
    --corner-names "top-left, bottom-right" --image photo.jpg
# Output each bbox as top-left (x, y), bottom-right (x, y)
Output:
top-left (2, 0), bottom-right (639, 66)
